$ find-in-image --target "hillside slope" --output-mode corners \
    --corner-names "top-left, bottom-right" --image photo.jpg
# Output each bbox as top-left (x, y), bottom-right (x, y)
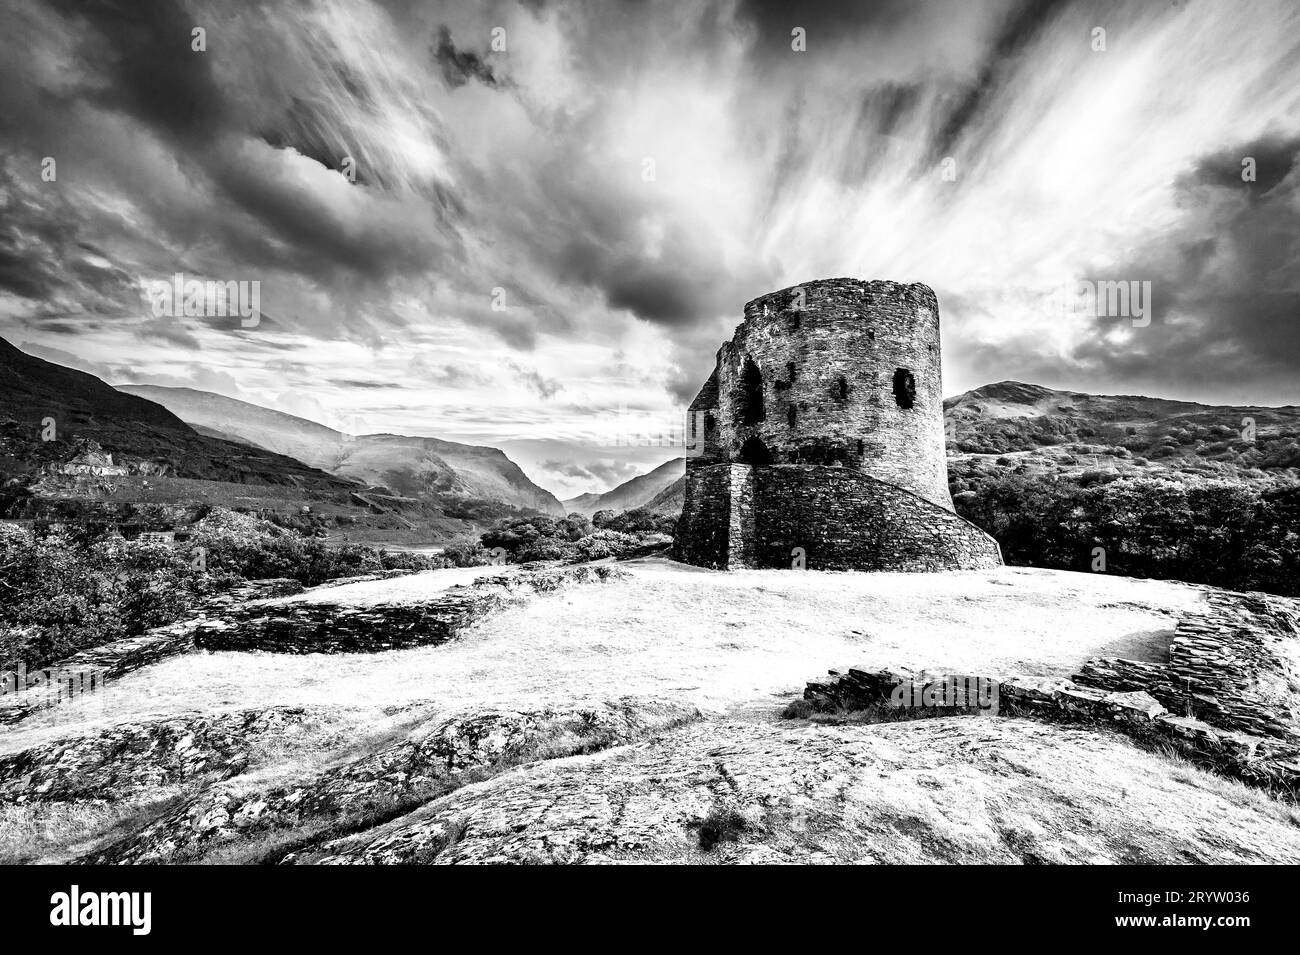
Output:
top-left (563, 457), bottom-right (684, 515)
top-left (0, 338), bottom-right (349, 491)
top-left (119, 385), bottom-right (565, 516)
top-left (945, 380), bottom-right (1300, 469)
top-left (644, 474), bottom-right (685, 515)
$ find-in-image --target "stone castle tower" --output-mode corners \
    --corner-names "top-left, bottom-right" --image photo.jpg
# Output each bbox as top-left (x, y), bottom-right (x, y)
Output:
top-left (673, 277), bottom-right (1001, 571)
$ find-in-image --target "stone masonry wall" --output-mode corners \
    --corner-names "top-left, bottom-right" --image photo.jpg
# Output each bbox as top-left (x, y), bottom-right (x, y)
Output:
top-left (674, 463), bottom-right (1000, 571)
top-left (753, 465), bottom-right (1000, 571)
top-left (674, 464), bottom-right (750, 569)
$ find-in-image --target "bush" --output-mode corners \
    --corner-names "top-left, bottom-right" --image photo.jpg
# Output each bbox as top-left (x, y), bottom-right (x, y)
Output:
top-left (592, 508), bottom-right (676, 535)
top-left (0, 507), bottom-right (466, 670)
top-left (515, 538), bottom-right (582, 563)
top-left (697, 805), bottom-right (748, 850)
top-left (953, 471), bottom-right (1300, 597)
top-left (0, 526), bottom-right (220, 670)
top-left (575, 529), bottom-right (641, 561)
top-left (441, 538), bottom-right (495, 567)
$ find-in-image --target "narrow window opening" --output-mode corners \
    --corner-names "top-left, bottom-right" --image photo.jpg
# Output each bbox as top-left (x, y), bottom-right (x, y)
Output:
top-left (738, 356), bottom-right (766, 425)
top-left (892, 368), bottom-right (916, 409)
top-left (787, 404), bottom-right (797, 428)
top-left (836, 376), bottom-right (849, 401)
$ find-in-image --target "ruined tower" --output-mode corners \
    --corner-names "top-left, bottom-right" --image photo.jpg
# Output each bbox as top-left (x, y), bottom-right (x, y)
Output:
top-left (674, 277), bottom-right (1001, 572)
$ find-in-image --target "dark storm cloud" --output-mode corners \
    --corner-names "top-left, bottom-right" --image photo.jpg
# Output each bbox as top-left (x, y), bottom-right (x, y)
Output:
top-left (1185, 133), bottom-right (1300, 196)
top-left (48, 0), bottom-right (231, 145)
top-left (927, 0), bottom-right (1073, 162)
top-left (738, 0), bottom-right (917, 55)
top-left (0, 160), bottom-right (144, 316)
top-left (432, 26), bottom-right (500, 89)
top-left (1, 0), bottom-right (456, 318)
top-left (1062, 133), bottom-right (1300, 391)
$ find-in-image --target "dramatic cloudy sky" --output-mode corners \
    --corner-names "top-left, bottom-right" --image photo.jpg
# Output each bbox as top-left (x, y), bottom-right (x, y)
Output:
top-left (1, 0), bottom-right (1298, 496)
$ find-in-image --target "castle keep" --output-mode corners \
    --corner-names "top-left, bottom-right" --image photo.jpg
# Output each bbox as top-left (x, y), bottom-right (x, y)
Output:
top-left (673, 277), bottom-right (1001, 572)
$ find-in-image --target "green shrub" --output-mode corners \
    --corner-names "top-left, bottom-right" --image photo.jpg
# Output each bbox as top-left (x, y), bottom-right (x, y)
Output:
top-left (441, 538), bottom-right (495, 567)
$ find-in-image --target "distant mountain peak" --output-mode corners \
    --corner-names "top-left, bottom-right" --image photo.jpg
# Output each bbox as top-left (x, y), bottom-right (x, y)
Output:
top-left (563, 457), bottom-right (685, 516)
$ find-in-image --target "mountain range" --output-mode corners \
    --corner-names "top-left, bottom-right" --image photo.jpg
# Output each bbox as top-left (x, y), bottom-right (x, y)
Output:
top-left (0, 337), bottom-right (348, 492)
top-left (7, 334), bottom-right (1299, 542)
top-left (118, 385), bottom-right (565, 517)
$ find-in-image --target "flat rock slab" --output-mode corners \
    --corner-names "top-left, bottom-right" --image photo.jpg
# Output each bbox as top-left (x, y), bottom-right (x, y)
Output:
top-left (0, 707), bottom-right (324, 804)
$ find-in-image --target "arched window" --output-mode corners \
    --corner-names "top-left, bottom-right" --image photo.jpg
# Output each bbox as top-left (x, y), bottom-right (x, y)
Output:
top-left (738, 357), bottom-right (765, 425)
top-left (893, 368), bottom-right (916, 409)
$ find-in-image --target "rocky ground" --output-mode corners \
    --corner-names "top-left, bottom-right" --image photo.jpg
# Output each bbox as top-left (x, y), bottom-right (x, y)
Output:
top-left (1, 559), bottom-right (1297, 865)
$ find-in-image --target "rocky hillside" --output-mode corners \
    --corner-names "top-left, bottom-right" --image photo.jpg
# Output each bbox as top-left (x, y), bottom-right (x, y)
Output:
top-left (945, 380), bottom-right (1300, 476)
top-left (563, 457), bottom-right (684, 515)
top-left (644, 474), bottom-right (684, 515)
top-left (119, 385), bottom-right (565, 518)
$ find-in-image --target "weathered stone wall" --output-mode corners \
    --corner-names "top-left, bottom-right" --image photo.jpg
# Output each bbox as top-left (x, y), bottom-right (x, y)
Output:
top-left (673, 463), bottom-right (1000, 571)
top-left (753, 465), bottom-right (999, 571)
top-left (687, 278), bottom-right (950, 510)
top-left (673, 464), bottom-right (742, 568)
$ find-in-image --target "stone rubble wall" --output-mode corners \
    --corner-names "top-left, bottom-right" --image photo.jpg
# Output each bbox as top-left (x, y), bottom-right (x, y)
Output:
top-left (1074, 589), bottom-right (1300, 740)
top-left (802, 590), bottom-right (1300, 795)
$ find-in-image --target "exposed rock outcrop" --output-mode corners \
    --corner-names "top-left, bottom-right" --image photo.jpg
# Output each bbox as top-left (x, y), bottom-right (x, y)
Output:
top-left (0, 707), bottom-right (322, 804)
top-left (289, 718), bottom-right (1300, 865)
top-left (191, 565), bottom-right (627, 654)
top-left (80, 697), bottom-right (698, 864)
